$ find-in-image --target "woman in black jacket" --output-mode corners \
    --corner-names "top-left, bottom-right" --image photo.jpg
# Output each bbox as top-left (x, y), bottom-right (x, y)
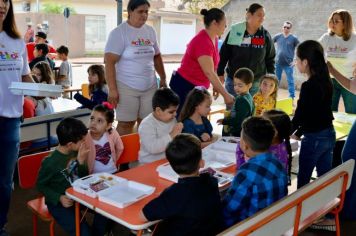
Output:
top-left (217, 3), bottom-right (275, 97)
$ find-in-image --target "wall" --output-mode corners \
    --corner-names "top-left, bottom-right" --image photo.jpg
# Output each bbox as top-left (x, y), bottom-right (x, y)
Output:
top-left (15, 12), bottom-right (85, 58)
top-left (222, 0), bottom-right (356, 88)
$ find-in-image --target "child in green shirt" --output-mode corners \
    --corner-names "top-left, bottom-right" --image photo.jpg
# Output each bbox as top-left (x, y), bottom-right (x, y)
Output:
top-left (218, 68), bottom-right (255, 137)
top-left (37, 117), bottom-right (108, 236)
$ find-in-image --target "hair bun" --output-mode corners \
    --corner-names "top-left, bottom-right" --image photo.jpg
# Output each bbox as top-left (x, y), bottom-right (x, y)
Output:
top-left (200, 9), bottom-right (208, 16)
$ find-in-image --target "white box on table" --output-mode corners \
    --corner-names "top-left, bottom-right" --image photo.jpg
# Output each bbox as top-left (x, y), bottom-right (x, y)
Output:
top-left (9, 82), bottom-right (63, 97)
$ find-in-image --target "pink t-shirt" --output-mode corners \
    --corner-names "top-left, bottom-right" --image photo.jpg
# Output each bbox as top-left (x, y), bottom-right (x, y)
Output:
top-left (177, 30), bottom-right (219, 88)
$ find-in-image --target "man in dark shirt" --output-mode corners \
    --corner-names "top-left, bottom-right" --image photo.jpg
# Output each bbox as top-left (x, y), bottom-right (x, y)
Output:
top-left (141, 134), bottom-right (223, 236)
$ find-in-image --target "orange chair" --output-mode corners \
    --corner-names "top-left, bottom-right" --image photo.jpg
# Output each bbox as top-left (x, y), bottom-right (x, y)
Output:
top-left (81, 83), bottom-right (90, 99)
top-left (18, 150), bottom-right (55, 236)
top-left (116, 133), bottom-right (140, 166)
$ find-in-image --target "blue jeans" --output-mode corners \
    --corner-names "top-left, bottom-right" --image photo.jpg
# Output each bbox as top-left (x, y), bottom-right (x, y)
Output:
top-left (275, 64), bottom-right (295, 98)
top-left (47, 203), bottom-right (109, 236)
top-left (47, 203), bottom-right (91, 236)
top-left (331, 78), bottom-right (356, 113)
top-left (297, 127), bottom-right (336, 189)
top-left (0, 117), bottom-right (21, 229)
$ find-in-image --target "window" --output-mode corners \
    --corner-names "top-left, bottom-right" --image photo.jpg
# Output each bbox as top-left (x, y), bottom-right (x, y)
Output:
top-left (85, 15), bottom-right (106, 53)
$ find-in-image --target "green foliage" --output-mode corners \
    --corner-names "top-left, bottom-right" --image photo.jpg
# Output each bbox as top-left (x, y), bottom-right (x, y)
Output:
top-left (42, 3), bottom-right (76, 15)
top-left (180, 0), bottom-right (228, 14)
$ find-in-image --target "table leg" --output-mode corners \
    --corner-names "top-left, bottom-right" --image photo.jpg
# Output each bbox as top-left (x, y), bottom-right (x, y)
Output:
top-left (75, 202), bottom-right (80, 236)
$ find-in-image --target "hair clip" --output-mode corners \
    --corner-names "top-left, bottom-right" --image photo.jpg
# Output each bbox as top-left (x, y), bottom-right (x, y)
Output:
top-left (102, 102), bottom-right (114, 110)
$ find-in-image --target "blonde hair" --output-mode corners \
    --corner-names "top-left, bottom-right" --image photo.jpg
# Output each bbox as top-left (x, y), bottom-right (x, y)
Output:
top-left (259, 74), bottom-right (278, 101)
top-left (328, 9), bottom-right (355, 41)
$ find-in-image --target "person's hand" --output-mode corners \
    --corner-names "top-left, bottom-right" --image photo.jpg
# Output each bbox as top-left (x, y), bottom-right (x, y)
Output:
top-left (200, 133), bottom-right (211, 142)
top-left (107, 89), bottom-right (119, 108)
top-left (159, 78), bottom-right (167, 88)
top-left (77, 141), bottom-right (90, 165)
top-left (290, 134), bottom-right (301, 141)
top-left (60, 195), bottom-right (73, 208)
top-left (223, 93), bottom-right (235, 106)
top-left (327, 61), bottom-right (334, 74)
top-left (218, 75), bottom-right (225, 84)
top-left (350, 76), bottom-right (356, 94)
top-left (170, 122), bottom-right (183, 138)
top-left (211, 134), bottom-right (219, 142)
top-left (216, 119), bottom-right (223, 125)
top-left (213, 87), bottom-right (219, 100)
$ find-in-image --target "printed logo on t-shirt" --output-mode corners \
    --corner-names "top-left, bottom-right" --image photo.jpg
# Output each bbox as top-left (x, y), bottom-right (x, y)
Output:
top-left (95, 142), bottom-right (112, 165)
top-left (131, 38), bottom-right (153, 46)
top-left (327, 45), bottom-right (349, 58)
top-left (0, 50), bottom-right (20, 60)
top-left (60, 158), bottom-right (79, 184)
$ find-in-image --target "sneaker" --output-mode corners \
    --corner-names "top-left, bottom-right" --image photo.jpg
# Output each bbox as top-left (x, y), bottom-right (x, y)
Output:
top-left (309, 224), bottom-right (336, 232)
top-left (309, 218), bottom-right (336, 232)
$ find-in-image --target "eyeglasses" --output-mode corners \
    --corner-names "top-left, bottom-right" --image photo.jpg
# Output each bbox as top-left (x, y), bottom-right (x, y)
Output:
top-left (331, 19), bottom-right (343, 24)
top-left (283, 26), bottom-right (290, 29)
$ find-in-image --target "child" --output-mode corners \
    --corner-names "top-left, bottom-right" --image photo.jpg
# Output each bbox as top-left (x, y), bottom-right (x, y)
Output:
top-left (217, 68), bottom-right (255, 137)
top-left (141, 134), bottom-right (223, 235)
top-left (29, 43), bottom-right (55, 70)
top-left (74, 64), bottom-right (108, 110)
top-left (253, 74), bottom-right (278, 116)
top-left (236, 109), bottom-right (293, 181)
top-left (179, 87), bottom-right (216, 148)
top-left (37, 117), bottom-right (108, 236)
top-left (293, 40), bottom-right (336, 189)
top-left (30, 61), bottom-right (54, 116)
top-left (139, 88), bottom-right (182, 163)
top-left (85, 103), bottom-right (123, 174)
top-left (56, 45), bottom-right (72, 98)
top-left (222, 116), bottom-right (288, 228)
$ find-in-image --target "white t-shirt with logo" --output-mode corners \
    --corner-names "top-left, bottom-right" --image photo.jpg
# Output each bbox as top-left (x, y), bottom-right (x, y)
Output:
top-left (93, 133), bottom-right (117, 174)
top-left (105, 21), bottom-right (160, 91)
top-left (0, 32), bottom-right (30, 117)
top-left (319, 32), bottom-right (356, 77)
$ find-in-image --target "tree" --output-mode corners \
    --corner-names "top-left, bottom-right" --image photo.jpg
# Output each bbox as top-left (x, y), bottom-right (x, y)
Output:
top-left (42, 3), bottom-right (76, 15)
top-left (179, 0), bottom-right (228, 14)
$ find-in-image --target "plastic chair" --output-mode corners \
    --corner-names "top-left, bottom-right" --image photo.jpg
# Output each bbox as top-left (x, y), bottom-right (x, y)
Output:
top-left (18, 150), bottom-right (55, 236)
top-left (116, 133), bottom-right (140, 166)
top-left (81, 83), bottom-right (90, 99)
top-left (276, 97), bottom-right (293, 116)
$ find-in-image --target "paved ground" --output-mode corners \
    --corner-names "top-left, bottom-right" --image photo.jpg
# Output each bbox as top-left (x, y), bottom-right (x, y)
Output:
top-left (5, 57), bottom-right (351, 236)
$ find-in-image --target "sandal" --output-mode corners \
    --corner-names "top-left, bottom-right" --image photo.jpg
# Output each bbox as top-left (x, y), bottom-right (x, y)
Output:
top-left (309, 223), bottom-right (336, 232)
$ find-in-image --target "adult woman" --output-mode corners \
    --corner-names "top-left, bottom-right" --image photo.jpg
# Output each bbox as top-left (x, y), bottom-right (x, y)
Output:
top-left (0, 0), bottom-right (33, 234)
top-left (169, 8), bottom-right (234, 115)
top-left (104, 0), bottom-right (166, 135)
top-left (217, 3), bottom-right (275, 97)
top-left (319, 9), bottom-right (356, 114)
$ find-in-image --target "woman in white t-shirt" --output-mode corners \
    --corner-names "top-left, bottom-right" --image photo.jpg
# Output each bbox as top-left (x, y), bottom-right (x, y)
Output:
top-left (319, 9), bottom-right (356, 114)
top-left (104, 0), bottom-right (166, 137)
top-left (0, 0), bottom-right (34, 234)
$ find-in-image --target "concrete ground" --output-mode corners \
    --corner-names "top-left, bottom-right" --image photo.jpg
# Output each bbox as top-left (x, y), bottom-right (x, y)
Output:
top-left (5, 57), bottom-right (352, 236)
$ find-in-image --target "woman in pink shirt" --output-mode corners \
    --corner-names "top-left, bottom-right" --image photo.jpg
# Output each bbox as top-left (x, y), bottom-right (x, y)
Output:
top-left (170, 8), bottom-right (234, 115)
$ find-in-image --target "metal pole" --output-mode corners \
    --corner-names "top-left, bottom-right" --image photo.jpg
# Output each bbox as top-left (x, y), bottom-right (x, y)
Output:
top-left (36, 0), bottom-right (40, 12)
top-left (116, 0), bottom-right (123, 26)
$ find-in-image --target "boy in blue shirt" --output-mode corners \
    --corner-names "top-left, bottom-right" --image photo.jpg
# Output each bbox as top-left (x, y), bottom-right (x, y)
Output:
top-left (218, 68), bottom-right (255, 137)
top-left (222, 116), bottom-right (288, 228)
top-left (141, 134), bottom-right (223, 235)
